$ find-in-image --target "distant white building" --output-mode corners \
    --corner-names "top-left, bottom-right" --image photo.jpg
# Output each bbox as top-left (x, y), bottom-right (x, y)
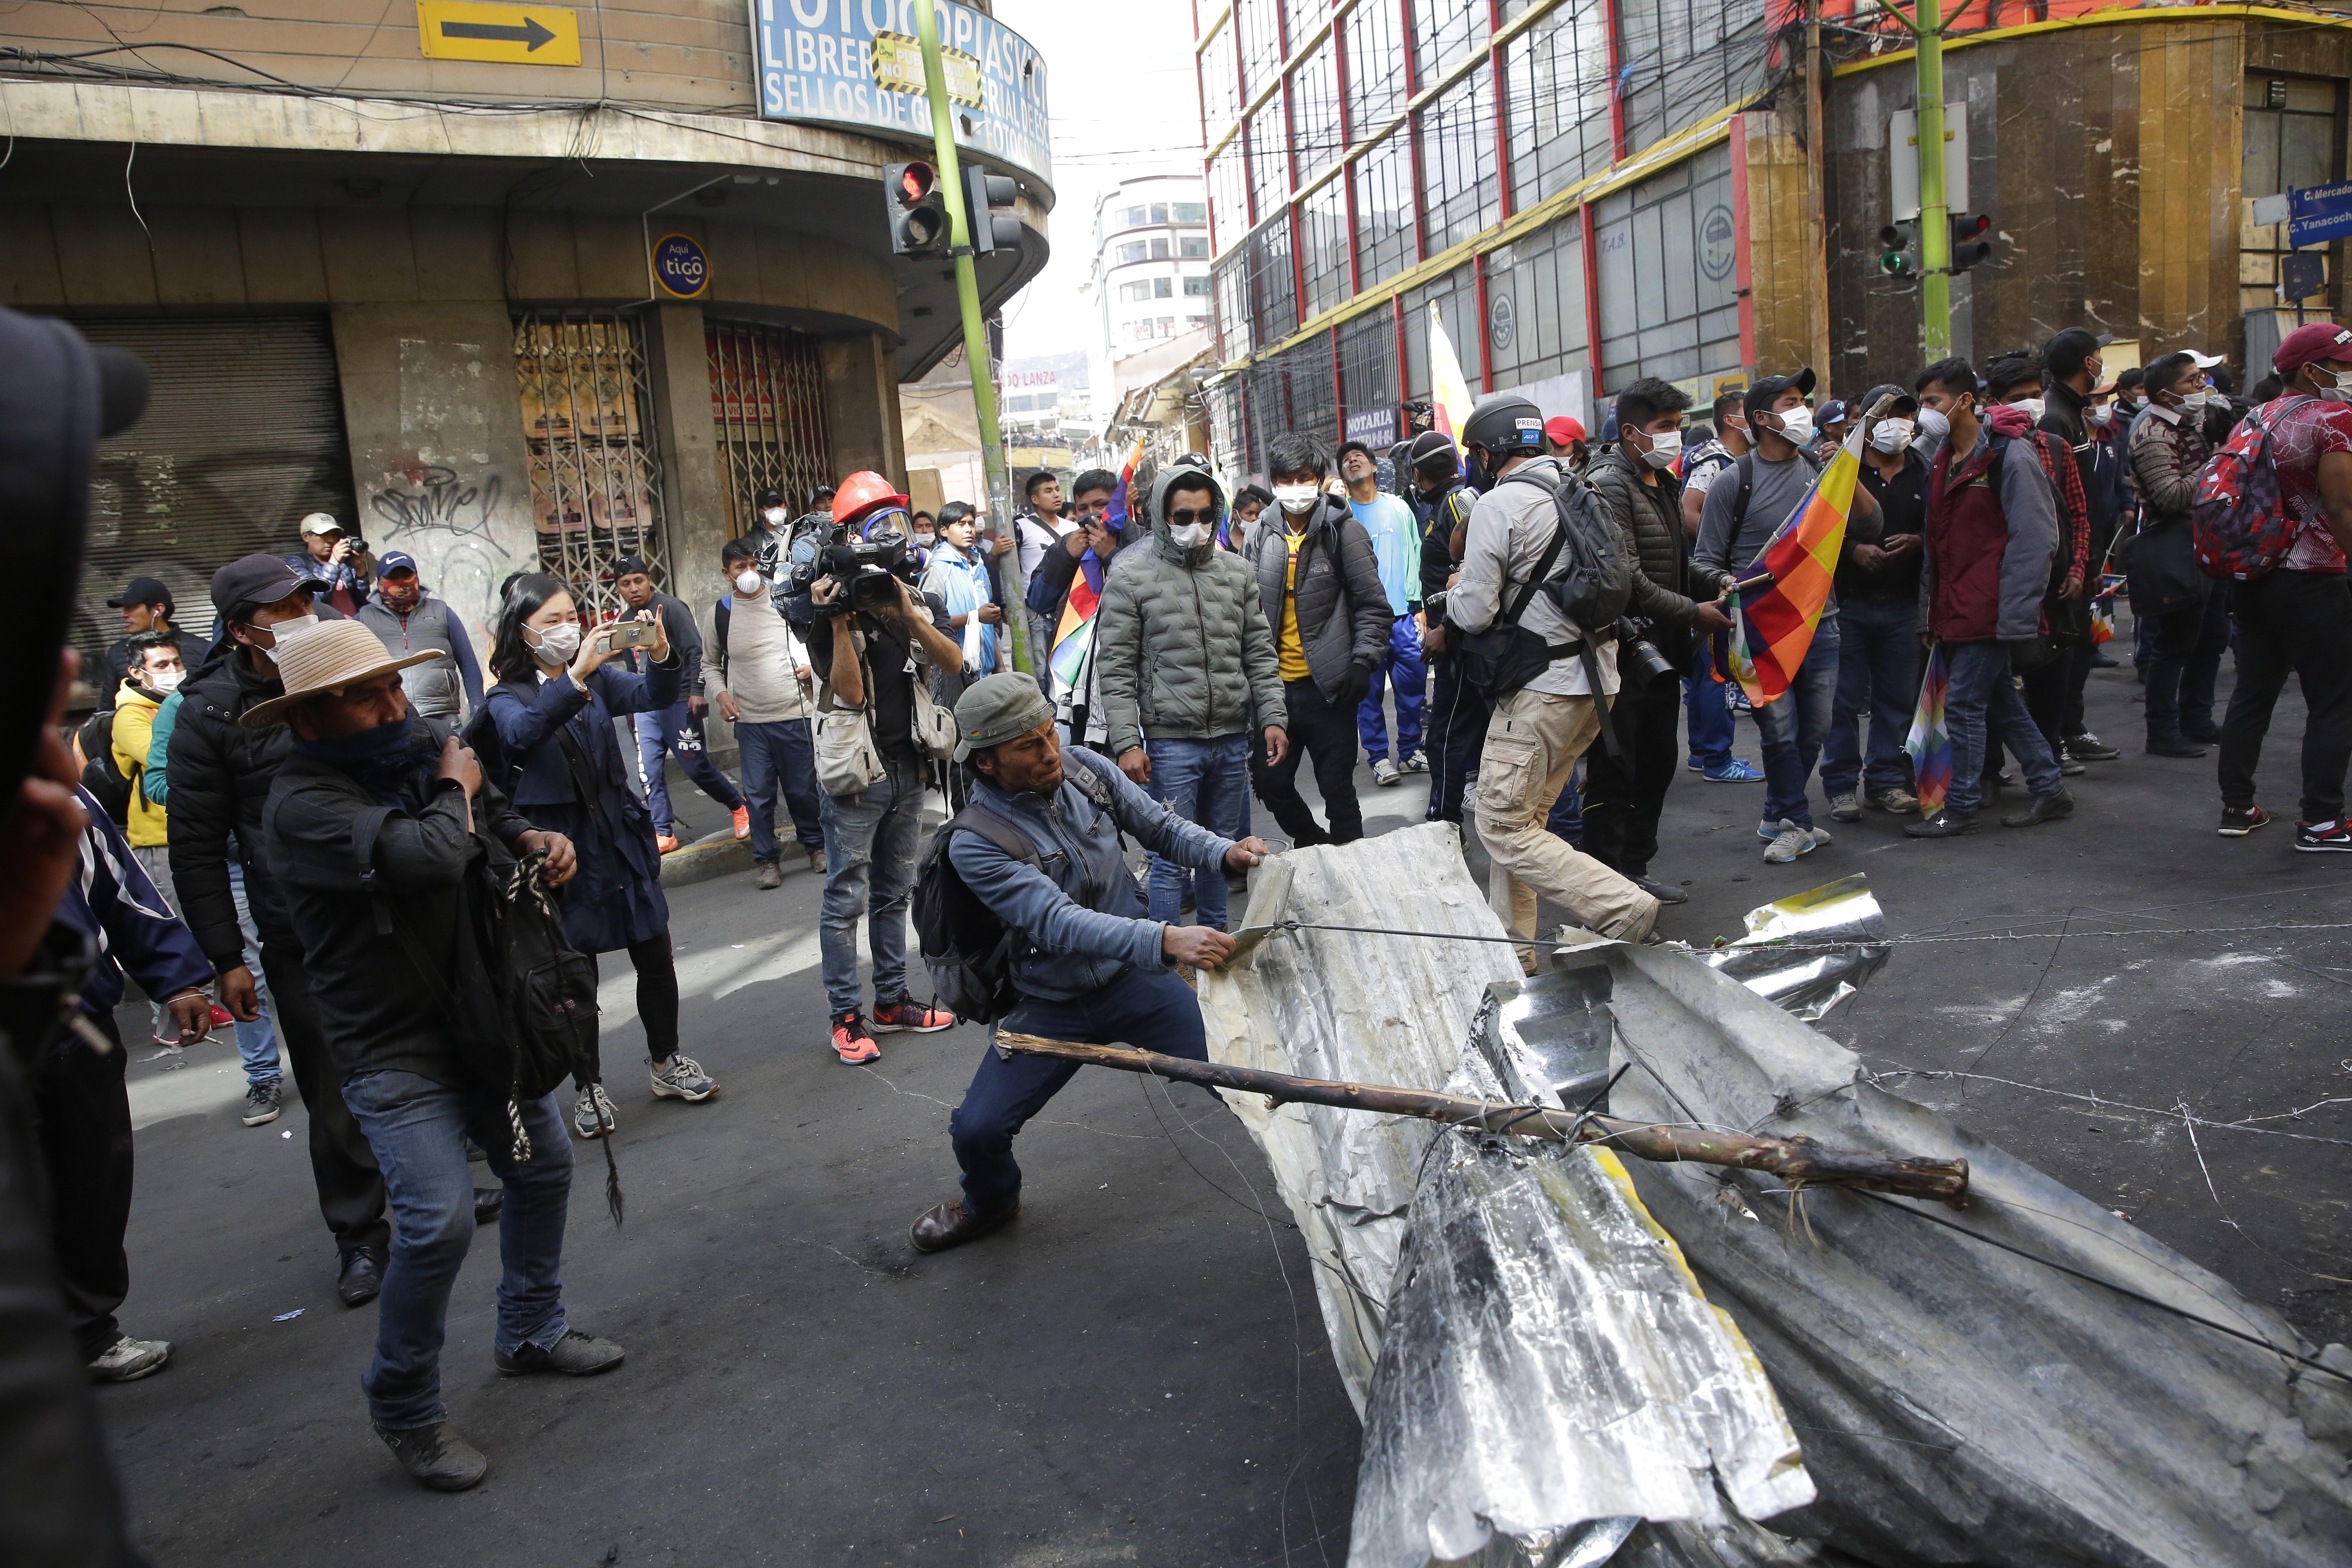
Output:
top-left (1091, 175), bottom-right (1213, 397)
top-left (1001, 351), bottom-right (1094, 454)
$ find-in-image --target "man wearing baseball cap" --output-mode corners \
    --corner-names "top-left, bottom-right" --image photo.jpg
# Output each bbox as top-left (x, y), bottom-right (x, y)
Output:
top-left (354, 550), bottom-right (484, 723)
top-left (169, 553), bottom-right (392, 1304)
top-left (286, 510), bottom-right (374, 617)
top-left (907, 673), bottom-right (1270, 1254)
top-left (2215, 322), bottom-right (2352, 847)
top-left (101, 575), bottom-right (181, 694)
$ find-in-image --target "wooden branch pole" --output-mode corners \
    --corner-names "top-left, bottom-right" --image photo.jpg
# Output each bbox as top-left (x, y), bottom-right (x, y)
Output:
top-left (995, 1032), bottom-right (1971, 1206)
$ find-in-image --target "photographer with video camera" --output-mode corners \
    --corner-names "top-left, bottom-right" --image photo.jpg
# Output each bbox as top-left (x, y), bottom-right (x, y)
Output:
top-left (786, 472), bottom-right (964, 1065)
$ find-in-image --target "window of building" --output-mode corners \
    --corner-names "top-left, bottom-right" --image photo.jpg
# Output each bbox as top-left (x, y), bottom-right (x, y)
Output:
top-left (1124, 205), bottom-right (1148, 228)
top-left (1215, 252), bottom-right (1252, 359)
top-left (1238, 0), bottom-right (1285, 101)
top-left (1187, 316), bottom-right (1211, 330)
top-left (1283, 334), bottom-right (1339, 442)
top-left (1291, 38), bottom-right (1342, 188)
top-left (1247, 220), bottom-right (1300, 346)
top-left (1343, 0), bottom-right (1404, 144)
top-left (2242, 74), bottom-right (2344, 331)
top-left (1181, 234), bottom-right (1211, 258)
top-left (1207, 376), bottom-right (1247, 476)
top-left (1338, 307), bottom-right (1399, 422)
top-left (1174, 202), bottom-right (1208, 224)
top-left (1152, 237), bottom-right (1172, 260)
top-left (1247, 99), bottom-right (1289, 227)
top-left (1200, 11), bottom-right (1241, 145)
top-left (1155, 276), bottom-right (1174, 298)
top-left (1403, 266), bottom-right (1479, 402)
top-left (1506, 0), bottom-right (1615, 210)
top-left (1615, 0), bottom-right (1768, 159)
top-left (1484, 212), bottom-right (1589, 389)
top-left (1419, 62), bottom-right (1497, 258)
top-left (1119, 280), bottom-right (1154, 303)
top-left (1116, 241), bottom-right (1149, 265)
top-left (1412, 0), bottom-right (1489, 89)
top-left (1185, 275), bottom-right (1213, 297)
top-left (1151, 203), bottom-right (1169, 223)
top-left (1210, 138), bottom-right (1250, 247)
top-left (1301, 174), bottom-right (1351, 321)
top-left (1591, 144), bottom-right (1741, 391)
top-left (1354, 130), bottom-right (1416, 290)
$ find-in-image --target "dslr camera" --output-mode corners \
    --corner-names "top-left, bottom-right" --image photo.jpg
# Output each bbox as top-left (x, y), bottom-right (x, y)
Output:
top-left (1614, 617), bottom-right (1678, 689)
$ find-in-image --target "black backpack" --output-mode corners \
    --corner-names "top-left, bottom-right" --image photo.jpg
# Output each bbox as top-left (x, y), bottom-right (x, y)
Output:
top-left (913, 763), bottom-right (1114, 1024)
top-left (77, 709), bottom-right (138, 825)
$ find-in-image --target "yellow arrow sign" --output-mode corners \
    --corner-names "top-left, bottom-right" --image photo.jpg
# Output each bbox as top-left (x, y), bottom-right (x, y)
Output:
top-left (416, 1), bottom-right (581, 66)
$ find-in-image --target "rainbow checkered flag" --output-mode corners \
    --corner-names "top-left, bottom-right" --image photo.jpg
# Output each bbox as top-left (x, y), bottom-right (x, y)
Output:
top-left (1905, 644), bottom-right (1953, 816)
top-left (1726, 428), bottom-right (1864, 707)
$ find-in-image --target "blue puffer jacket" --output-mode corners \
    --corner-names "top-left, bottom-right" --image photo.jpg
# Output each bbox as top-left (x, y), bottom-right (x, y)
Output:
top-left (948, 746), bottom-right (1232, 1002)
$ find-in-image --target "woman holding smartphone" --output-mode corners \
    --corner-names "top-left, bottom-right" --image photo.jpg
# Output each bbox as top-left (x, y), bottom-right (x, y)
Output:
top-left (483, 574), bottom-right (720, 1139)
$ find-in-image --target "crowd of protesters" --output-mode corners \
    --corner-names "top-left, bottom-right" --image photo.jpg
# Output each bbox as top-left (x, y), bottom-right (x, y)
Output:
top-left (11, 294), bottom-right (2352, 1530)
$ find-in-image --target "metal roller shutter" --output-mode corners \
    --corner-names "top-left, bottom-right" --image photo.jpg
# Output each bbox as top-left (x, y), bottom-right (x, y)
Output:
top-left (71, 316), bottom-right (356, 681)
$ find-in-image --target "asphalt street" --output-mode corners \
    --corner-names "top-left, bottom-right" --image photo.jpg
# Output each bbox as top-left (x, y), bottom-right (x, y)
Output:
top-left (98, 646), bottom-right (2352, 1565)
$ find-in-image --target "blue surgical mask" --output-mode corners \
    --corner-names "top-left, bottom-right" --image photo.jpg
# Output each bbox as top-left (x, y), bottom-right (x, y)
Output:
top-left (293, 713), bottom-right (417, 799)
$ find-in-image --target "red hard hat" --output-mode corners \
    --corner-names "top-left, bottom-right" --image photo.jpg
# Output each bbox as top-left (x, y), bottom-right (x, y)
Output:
top-left (832, 470), bottom-right (911, 528)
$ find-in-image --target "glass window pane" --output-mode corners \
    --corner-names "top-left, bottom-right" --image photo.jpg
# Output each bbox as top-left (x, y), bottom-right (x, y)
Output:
top-left (1419, 63), bottom-right (1498, 258)
top-left (1291, 39), bottom-right (1343, 187)
top-left (1355, 129), bottom-right (1415, 290)
top-left (1343, 0), bottom-right (1405, 144)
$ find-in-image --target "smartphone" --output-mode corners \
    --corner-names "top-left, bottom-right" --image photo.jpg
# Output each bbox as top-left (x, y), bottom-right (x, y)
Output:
top-left (608, 620), bottom-right (659, 650)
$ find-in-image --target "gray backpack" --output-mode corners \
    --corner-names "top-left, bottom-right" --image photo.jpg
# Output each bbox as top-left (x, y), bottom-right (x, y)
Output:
top-left (1498, 463), bottom-right (1634, 634)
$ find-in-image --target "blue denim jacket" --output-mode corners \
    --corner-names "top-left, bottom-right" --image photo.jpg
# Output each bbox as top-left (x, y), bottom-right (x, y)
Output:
top-left (948, 746), bottom-right (1233, 1002)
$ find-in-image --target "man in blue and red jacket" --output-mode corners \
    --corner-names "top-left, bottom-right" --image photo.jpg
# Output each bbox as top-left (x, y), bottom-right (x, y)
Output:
top-left (1907, 357), bottom-right (2075, 840)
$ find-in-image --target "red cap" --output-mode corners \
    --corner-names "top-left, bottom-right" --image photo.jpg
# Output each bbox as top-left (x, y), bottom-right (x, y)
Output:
top-left (2273, 322), bottom-right (2352, 376)
top-left (831, 470), bottom-right (911, 528)
top-left (1544, 416), bottom-right (1586, 445)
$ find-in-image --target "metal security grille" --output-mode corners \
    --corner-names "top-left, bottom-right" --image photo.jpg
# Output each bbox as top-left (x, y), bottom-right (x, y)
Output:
top-left (513, 310), bottom-right (668, 616)
top-left (707, 320), bottom-right (831, 540)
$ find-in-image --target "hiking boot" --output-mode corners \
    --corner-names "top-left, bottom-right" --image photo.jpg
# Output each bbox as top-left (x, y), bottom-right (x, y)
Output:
top-left (1371, 756), bottom-right (1402, 787)
top-left (731, 804), bottom-right (751, 840)
top-left (495, 1328), bottom-right (626, 1378)
top-left (753, 861), bottom-right (782, 891)
top-left (374, 1421), bottom-right (488, 1492)
top-left (2296, 819), bottom-right (2352, 853)
top-left (337, 1246), bottom-right (384, 1307)
top-left (2064, 733), bottom-right (2121, 762)
top-left (87, 1334), bottom-right (171, 1383)
top-left (807, 846), bottom-right (827, 875)
top-left (2001, 790), bottom-right (2074, 828)
top-left (911, 1198), bottom-right (1017, 1254)
top-left (2218, 804), bottom-right (2272, 837)
top-left (1634, 877), bottom-right (1688, 905)
top-left (1762, 820), bottom-right (1827, 864)
top-left (1904, 810), bottom-right (1980, 839)
top-left (1864, 787), bottom-right (1920, 814)
top-left (241, 1078), bottom-right (283, 1127)
top-left (1701, 757), bottom-right (1766, 783)
top-left (654, 832), bottom-right (680, 855)
top-left (832, 1012), bottom-right (880, 1065)
top-left (1401, 749), bottom-right (1429, 774)
top-left (572, 1084), bottom-right (617, 1140)
top-left (649, 1054), bottom-right (717, 1102)
top-left (872, 998), bottom-right (955, 1033)
top-left (1828, 792), bottom-right (1862, 823)
top-left (2147, 737), bottom-right (2208, 758)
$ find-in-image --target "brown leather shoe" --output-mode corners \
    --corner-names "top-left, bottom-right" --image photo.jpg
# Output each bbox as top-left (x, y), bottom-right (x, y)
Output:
top-left (910, 1198), bottom-right (1016, 1254)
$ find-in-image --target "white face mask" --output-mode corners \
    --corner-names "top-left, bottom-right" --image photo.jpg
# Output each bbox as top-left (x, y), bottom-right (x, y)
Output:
top-left (1723, 416), bottom-right (1750, 442)
top-left (2178, 390), bottom-right (2212, 412)
top-left (2314, 367), bottom-right (2352, 404)
top-left (530, 621), bottom-right (582, 663)
top-left (2011, 397), bottom-right (2045, 422)
top-left (1770, 406), bottom-right (1815, 449)
top-left (761, 507), bottom-right (787, 527)
top-left (1916, 406), bottom-right (1951, 441)
top-left (1636, 428), bottom-right (1684, 470)
top-left (250, 612), bottom-right (318, 650)
top-left (733, 570), bottom-right (764, 597)
top-left (1869, 418), bottom-right (1916, 453)
top-left (2087, 403), bottom-right (2114, 426)
top-left (1170, 521), bottom-right (1212, 549)
top-left (146, 668), bottom-right (185, 694)
top-left (1272, 483), bottom-right (1321, 515)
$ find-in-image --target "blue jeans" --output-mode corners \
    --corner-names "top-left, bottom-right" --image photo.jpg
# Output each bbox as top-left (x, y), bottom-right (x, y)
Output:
top-left (1684, 635), bottom-right (1737, 767)
top-left (950, 965), bottom-right (1205, 1217)
top-left (1821, 598), bottom-right (1921, 798)
top-left (1358, 614), bottom-right (1426, 762)
top-left (1750, 617), bottom-right (1840, 831)
top-left (816, 754), bottom-right (927, 1017)
top-left (340, 1071), bottom-right (572, 1431)
top-left (737, 718), bottom-right (824, 862)
top-left (1145, 733), bottom-right (1249, 928)
top-left (1943, 639), bottom-right (2062, 817)
top-left (633, 702), bottom-right (744, 834)
top-left (228, 860), bottom-right (280, 1085)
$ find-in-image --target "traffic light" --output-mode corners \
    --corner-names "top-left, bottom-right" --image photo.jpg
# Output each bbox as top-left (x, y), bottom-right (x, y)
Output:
top-left (1877, 221), bottom-right (1917, 278)
top-left (1949, 212), bottom-right (1993, 273)
top-left (886, 162), bottom-right (948, 256)
top-left (965, 167), bottom-right (1021, 255)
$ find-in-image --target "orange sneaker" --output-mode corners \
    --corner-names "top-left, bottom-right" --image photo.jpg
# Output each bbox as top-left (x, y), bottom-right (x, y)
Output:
top-left (831, 1011), bottom-right (880, 1065)
top-left (871, 998), bottom-right (956, 1034)
top-left (731, 805), bottom-right (751, 841)
top-left (655, 832), bottom-right (680, 854)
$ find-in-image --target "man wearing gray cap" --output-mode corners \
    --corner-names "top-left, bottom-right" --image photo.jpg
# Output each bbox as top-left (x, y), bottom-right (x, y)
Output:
top-left (908, 673), bottom-right (1270, 1254)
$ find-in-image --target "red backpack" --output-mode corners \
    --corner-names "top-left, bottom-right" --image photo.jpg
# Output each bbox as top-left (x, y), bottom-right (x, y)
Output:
top-left (2192, 398), bottom-right (2301, 582)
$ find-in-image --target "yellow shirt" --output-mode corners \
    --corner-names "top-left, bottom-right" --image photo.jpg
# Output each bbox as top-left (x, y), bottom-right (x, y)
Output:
top-left (1278, 528), bottom-right (1309, 683)
top-left (110, 682), bottom-right (167, 848)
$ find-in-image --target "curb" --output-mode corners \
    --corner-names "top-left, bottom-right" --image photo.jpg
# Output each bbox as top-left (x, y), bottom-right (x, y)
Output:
top-left (659, 828), bottom-right (754, 889)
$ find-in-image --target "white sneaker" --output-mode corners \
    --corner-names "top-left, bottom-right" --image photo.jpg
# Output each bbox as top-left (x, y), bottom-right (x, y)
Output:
top-left (649, 1054), bottom-right (718, 1102)
top-left (1762, 818), bottom-right (1826, 864)
top-left (88, 1334), bottom-right (172, 1383)
top-left (572, 1084), bottom-right (617, 1139)
top-left (1401, 749), bottom-right (1429, 774)
top-left (1371, 756), bottom-right (1402, 787)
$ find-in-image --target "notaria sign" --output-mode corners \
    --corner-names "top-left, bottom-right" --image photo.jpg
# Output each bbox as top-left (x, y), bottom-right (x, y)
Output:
top-left (749, 0), bottom-right (1053, 193)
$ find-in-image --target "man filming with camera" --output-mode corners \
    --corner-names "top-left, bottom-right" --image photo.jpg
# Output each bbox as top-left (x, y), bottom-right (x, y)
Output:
top-left (789, 472), bottom-right (963, 1064)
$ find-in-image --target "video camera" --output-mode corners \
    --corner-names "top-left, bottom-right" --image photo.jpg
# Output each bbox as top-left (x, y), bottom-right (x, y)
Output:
top-left (791, 527), bottom-right (922, 615)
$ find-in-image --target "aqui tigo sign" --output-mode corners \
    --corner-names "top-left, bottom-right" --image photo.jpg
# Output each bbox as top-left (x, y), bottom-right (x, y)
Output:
top-left (747, 0), bottom-right (1053, 191)
top-left (652, 234), bottom-right (710, 299)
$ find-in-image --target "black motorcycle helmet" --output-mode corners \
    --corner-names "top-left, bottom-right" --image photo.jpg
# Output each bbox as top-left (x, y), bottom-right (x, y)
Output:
top-left (1459, 393), bottom-right (1546, 463)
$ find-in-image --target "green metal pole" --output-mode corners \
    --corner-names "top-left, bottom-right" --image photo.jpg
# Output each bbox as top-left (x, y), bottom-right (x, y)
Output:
top-left (1915, 0), bottom-right (1951, 360)
top-left (915, 0), bottom-right (1028, 673)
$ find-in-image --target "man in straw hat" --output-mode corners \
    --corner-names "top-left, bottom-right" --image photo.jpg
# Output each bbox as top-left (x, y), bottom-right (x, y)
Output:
top-left (907, 673), bottom-right (1271, 1255)
top-left (249, 616), bottom-right (622, 1493)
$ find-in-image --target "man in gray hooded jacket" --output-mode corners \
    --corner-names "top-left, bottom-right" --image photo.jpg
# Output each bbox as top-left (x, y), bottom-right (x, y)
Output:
top-left (1094, 463), bottom-right (1288, 930)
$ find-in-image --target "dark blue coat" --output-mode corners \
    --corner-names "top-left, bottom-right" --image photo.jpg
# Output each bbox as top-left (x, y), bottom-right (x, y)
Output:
top-left (483, 659), bottom-right (679, 955)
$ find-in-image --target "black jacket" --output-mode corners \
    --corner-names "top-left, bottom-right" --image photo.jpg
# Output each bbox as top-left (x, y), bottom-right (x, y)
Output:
top-left (1244, 494), bottom-right (1391, 701)
top-left (1585, 447), bottom-right (1697, 630)
top-left (262, 716), bottom-right (537, 1084)
top-left (164, 641), bottom-right (306, 970)
top-left (626, 591), bottom-right (704, 697)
